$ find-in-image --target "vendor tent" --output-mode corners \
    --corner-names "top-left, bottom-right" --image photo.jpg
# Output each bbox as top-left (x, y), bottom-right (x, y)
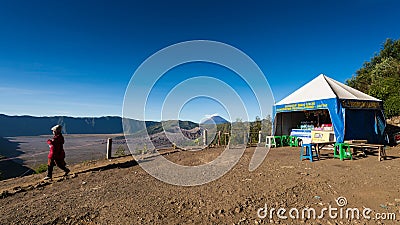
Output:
top-left (273, 74), bottom-right (386, 144)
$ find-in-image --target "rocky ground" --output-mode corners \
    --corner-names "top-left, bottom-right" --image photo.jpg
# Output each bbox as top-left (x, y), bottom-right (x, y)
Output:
top-left (1, 146), bottom-right (400, 225)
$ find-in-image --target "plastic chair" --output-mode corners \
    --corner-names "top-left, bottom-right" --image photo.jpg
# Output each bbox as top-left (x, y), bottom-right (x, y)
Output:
top-left (300, 143), bottom-right (318, 162)
top-left (265, 136), bottom-right (277, 148)
top-left (281, 135), bottom-right (290, 146)
top-left (289, 136), bottom-right (300, 147)
top-left (334, 143), bottom-right (352, 160)
top-left (274, 136), bottom-right (283, 147)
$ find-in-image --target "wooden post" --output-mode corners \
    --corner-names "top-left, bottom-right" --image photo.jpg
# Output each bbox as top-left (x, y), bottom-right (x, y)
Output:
top-left (218, 131), bottom-right (221, 146)
top-left (258, 131), bottom-right (262, 144)
top-left (203, 129), bottom-right (208, 146)
top-left (224, 133), bottom-right (227, 146)
top-left (106, 138), bottom-right (112, 159)
top-left (224, 132), bottom-right (229, 147)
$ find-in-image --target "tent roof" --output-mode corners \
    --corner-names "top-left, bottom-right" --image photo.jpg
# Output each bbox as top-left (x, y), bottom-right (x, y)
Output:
top-left (276, 74), bottom-right (381, 105)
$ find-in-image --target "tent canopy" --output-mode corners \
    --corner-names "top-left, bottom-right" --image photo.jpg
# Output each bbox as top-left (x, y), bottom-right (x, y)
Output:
top-left (276, 74), bottom-right (380, 105)
top-left (273, 74), bottom-right (385, 144)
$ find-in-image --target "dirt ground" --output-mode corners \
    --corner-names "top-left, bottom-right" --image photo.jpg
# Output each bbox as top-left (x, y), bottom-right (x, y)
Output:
top-left (1, 146), bottom-right (400, 225)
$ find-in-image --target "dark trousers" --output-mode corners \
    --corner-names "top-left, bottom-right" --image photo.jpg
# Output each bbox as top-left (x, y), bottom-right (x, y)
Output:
top-left (47, 158), bottom-right (69, 178)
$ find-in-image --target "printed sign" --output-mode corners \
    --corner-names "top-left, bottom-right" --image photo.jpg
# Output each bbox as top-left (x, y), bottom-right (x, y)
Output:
top-left (341, 100), bottom-right (381, 109)
top-left (276, 101), bottom-right (328, 112)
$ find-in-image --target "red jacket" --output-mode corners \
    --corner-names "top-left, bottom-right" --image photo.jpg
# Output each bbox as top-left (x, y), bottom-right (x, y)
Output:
top-left (47, 134), bottom-right (65, 160)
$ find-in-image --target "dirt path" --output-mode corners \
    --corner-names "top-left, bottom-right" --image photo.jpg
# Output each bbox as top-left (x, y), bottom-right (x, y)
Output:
top-left (1, 146), bottom-right (400, 224)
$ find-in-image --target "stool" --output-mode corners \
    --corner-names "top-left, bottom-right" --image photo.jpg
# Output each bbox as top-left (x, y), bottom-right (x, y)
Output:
top-left (265, 136), bottom-right (277, 148)
top-left (300, 143), bottom-right (318, 162)
top-left (289, 136), bottom-right (299, 147)
top-left (274, 136), bottom-right (283, 147)
top-left (334, 143), bottom-right (352, 160)
top-left (281, 135), bottom-right (290, 146)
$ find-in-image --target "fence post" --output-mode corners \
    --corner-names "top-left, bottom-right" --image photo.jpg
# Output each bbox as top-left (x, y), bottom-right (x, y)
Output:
top-left (258, 131), bottom-right (262, 144)
top-left (224, 132), bottom-right (229, 146)
top-left (244, 131), bottom-right (247, 146)
top-left (203, 129), bottom-right (208, 146)
top-left (218, 131), bottom-right (221, 146)
top-left (106, 138), bottom-right (112, 159)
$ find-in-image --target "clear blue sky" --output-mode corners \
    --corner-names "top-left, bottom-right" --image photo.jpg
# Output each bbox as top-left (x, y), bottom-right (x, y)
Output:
top-left (1, 0), bottom-right (399, 122)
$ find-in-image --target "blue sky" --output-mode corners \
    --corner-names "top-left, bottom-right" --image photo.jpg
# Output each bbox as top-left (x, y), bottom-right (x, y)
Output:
top-left (1, 0), bottom-right (400, 122)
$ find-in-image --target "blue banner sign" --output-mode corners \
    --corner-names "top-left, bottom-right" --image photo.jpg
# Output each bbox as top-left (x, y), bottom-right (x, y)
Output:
top-left (276, 100), bottom-right (328, 112)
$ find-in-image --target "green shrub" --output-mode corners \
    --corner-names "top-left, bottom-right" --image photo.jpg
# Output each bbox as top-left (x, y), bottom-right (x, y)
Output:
top-left (142, 144), bottom-right (147, 154)
top-left (34, 164), bottom-right (48, 174)
top-left (82, 160), bottom-right (96, 166)
top-left (115, 145), bottom-right (127, 157)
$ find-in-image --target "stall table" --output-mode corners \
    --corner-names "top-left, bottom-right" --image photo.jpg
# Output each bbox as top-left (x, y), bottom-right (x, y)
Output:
top-left (311, 141), bottom-right (336, 157)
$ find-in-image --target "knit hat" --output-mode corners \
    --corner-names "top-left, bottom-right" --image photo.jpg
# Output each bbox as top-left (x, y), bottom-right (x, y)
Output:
top-left (51, 125), bottom-right (62, 131)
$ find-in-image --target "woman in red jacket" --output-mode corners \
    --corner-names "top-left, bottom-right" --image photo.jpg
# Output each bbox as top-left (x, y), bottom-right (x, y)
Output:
top-left (44, 125), bottom-right (70, 180)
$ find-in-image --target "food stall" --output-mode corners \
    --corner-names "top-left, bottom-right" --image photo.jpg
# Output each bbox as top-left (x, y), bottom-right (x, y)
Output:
top-left (273, 74), bottom-right (386, 144)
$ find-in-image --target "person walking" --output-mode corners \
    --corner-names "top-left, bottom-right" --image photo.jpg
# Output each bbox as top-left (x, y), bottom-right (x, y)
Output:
top-left (44, 125), bottom-right (70, 180)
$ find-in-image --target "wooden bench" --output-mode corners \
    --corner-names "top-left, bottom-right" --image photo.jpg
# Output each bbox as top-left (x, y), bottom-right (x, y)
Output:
top-left (345, 139), bottom-right (367, 144)
top-left (313, 140), bottom-right (386, 161)
top-left (348, 143), bottom-right (386, 161)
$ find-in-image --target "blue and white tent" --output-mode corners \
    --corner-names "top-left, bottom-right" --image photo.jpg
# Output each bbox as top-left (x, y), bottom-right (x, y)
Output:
top-left (273, 74), bottom-right (386, 144)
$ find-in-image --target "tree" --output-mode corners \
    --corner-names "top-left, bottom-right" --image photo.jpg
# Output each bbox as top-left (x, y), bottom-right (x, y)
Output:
top-left (249, 116), bottom-right (262, 144)
top-left (261, 115), bottom-right (273, 136)
top-left (346, 38), bottom-right (400, 118)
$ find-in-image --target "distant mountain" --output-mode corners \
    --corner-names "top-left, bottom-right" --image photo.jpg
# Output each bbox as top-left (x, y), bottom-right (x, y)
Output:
top-left (201, 115), bottom-right (229, 125)
top-left (135, 120), bottom-right (199, 136)
top-left (0, 114), bottom-right (128, 137)
top-left (0, 114), bottom-right (199, 137)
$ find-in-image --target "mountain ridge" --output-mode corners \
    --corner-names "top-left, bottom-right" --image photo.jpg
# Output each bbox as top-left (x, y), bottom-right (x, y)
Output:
top-left (201, 115), bottom-right (229, 125)
top-left (0, 114), bottom-right (198, 137)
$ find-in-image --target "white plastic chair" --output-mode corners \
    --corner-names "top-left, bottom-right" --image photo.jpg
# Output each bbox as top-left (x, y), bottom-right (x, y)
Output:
top-left (265, 136), bottom-right (277, 148)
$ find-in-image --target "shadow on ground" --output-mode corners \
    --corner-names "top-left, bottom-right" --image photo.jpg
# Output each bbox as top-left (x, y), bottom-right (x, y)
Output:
top-left (0, 136), bottom-right (35, 180)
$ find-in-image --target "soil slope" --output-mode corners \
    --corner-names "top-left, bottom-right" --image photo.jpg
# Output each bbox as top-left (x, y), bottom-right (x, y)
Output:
top-left (1, 146), bottom-right (400, 225)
